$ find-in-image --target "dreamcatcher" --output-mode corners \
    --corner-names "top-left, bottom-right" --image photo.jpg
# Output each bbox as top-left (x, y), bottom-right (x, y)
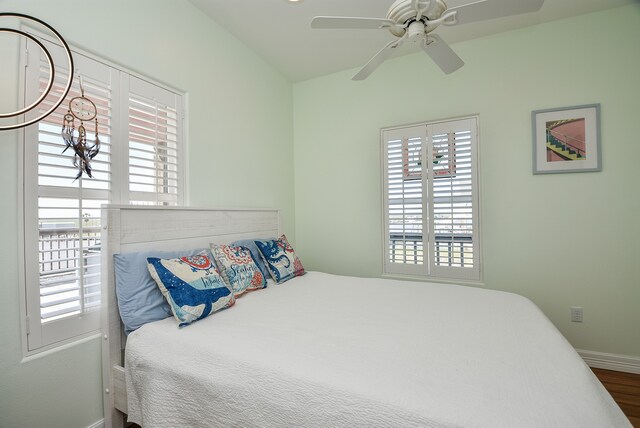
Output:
top-left (61, 76), bottom-right (100, 180)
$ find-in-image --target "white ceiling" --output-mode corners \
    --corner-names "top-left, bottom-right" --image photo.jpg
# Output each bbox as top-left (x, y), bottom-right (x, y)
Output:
top-left (188, 0), bottom-right (634, 82)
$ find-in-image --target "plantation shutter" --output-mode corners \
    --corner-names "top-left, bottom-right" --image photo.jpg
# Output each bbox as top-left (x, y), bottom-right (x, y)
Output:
top-left (383, 125), bottom-right (427, 276)
top-left (23, 40), bottom-right (115, 349)
top-left (21, 34), bottom-right (185, 352)
top-left (427, 118), bottom-right (480, 280)
top-left (126, 76), bottom-right (182, 206)
top-left (382, 117), bottom-right (480, 281)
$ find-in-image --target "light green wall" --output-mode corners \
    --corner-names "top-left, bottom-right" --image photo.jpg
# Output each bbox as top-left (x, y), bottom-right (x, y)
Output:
top-left (293, 5), bottom-right (640, 357)
top-left (0, 1), bottom-right (293, 427)
top-left (1, 3), bottom-right (638, 427)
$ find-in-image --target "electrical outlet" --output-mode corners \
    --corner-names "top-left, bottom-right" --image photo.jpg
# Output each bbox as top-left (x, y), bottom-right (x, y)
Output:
top-left (571, 306), bottom-right (583, 323)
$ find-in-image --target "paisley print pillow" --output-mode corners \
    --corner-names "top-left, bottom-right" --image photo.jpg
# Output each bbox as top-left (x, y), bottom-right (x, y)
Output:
top-left (147, 253), bottom-right (235, 327)
top-left (280, 235), bottom-right (305, 277)
top-left (210, 244), bottom-right (267, 296)
top-left (229, 239), bottom-right (272, 279)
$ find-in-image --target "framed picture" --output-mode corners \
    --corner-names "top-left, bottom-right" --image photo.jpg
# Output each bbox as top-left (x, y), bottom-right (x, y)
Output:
top-left (532, 104), bottom-right (601, 174)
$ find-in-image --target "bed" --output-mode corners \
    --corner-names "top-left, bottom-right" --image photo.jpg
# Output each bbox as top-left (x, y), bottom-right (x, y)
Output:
top-left (101, 206), bottom-right (630, 428)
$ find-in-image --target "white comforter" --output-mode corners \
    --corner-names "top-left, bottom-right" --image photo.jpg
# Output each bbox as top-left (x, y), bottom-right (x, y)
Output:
top-left (125, 272), bottom-right (629, 427)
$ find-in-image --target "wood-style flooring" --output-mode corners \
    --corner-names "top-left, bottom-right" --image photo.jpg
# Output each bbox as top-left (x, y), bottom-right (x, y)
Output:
top-left (593, 368), bottom-right (640, 427)
top-left (127, 368), bottom-right (640, 428)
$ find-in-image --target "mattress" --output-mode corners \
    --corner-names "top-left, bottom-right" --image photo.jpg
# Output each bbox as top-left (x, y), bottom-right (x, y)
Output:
top-left (124, 272), bottom-right (630, 427)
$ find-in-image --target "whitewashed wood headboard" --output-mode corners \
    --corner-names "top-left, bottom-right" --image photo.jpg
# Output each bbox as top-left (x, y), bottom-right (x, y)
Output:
top-left (100, 205), bottom-right (281, 428)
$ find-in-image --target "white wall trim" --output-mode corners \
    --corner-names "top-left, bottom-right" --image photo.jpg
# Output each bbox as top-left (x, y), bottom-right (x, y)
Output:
top-left (86, 419), bottom-right (104, 428)
top-left (578, 349), bottom-right (640, 374)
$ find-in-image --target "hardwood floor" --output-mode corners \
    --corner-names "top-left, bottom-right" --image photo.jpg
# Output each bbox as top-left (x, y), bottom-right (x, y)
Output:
top-left (593, 368), bottom-right (640, 427)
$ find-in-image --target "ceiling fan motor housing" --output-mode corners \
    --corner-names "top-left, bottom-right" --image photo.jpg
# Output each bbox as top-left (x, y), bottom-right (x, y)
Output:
top-left (387, 0), bottom-right (448, 37)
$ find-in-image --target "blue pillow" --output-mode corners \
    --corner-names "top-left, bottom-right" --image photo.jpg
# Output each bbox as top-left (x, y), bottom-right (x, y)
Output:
top-left (114, 248), bottom-right (210, 334)
top-left (147, 253), bottom-right (235, 327)
top-left (229, 238), bottom-right (272, 279)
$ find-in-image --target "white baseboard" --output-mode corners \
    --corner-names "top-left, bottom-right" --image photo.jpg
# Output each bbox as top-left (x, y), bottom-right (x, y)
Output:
top-left (577, 349), bottom-right (640, 374)
top-left (87, 419), bottom-right (104, 428)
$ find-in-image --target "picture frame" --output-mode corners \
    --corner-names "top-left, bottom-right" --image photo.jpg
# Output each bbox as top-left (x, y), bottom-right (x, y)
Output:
top-left (532, 104), bottom-right (601, 174)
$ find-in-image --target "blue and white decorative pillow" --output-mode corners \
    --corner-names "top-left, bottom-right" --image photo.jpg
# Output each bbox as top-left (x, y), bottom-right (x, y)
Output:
top-left (114, 247), bottom-right (211, 335)
top-left (147, 253), bottom-right (235, 327)
top-left (210, 244), bottom-right (267, 296)
top-left (255, 235), bottom-right (305, 284)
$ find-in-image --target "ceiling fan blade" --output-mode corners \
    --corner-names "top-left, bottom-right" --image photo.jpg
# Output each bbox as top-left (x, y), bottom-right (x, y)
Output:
top-left (448, 0), bottom-right (544, 25)
top-left (353, 37), bottom-right (406, 81)
top-left (422, 34), bottom-right (464, 74)
top-left (311, 16), bottom-right (399, 30)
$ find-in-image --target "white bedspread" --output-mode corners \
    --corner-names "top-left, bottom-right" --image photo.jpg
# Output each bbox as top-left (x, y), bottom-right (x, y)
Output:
top-left (125, 272), bottom-right (629, 427)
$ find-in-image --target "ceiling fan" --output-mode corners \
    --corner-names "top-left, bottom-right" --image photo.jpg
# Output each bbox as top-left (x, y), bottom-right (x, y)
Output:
top-left (311, 0), bottom-right (544, 80)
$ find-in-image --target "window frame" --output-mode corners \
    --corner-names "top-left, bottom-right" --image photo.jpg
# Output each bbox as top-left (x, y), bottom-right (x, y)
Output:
top-left (380, 116), bottom-right (482, 284)
top-left (17, 28), bottom-right (187, 355)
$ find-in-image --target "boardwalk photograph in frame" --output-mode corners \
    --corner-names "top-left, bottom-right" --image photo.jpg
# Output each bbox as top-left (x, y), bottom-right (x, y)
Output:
top-left (532, 104), bottom-right (601, 174)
